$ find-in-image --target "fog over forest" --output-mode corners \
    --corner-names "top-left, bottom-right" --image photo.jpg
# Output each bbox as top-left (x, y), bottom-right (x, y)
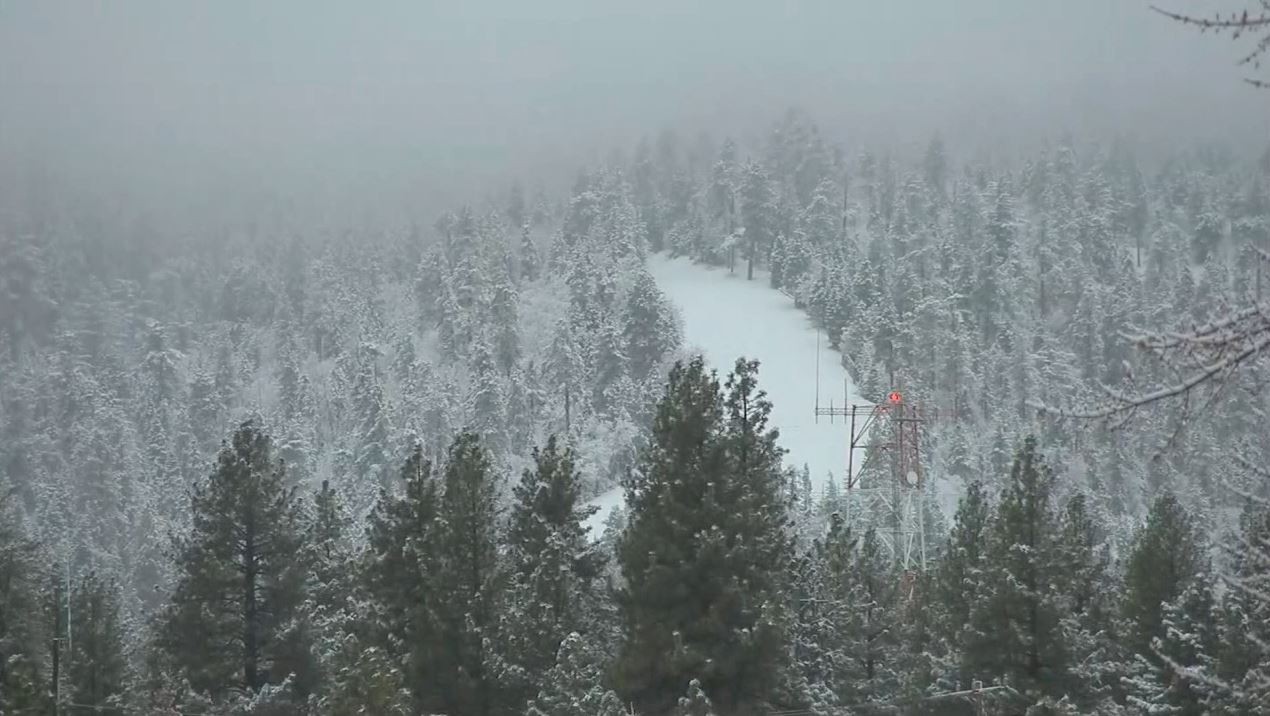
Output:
top-left (2, 1), bottom-right (1266, 225)
top-left (5, 2), bottom-right (1270, 715)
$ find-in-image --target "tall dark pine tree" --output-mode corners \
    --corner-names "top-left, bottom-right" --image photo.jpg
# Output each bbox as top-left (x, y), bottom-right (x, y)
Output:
top-left (1124, 575), bottom-right (1223, 715)
top-left (841, 527), bottom-right (900, 706)
top-left (934, 479), bottom-right (991, 669)
top-left (308, 479), bottom-right (353, 621)
top-left (790, 512), bottom-right (851, 711)
top-left (494, 435), bottom-right (604, 713)
top-left (1122, 492), bottom-right (1206, 661)
top-left (305, 478), bottom-right (357, 703)
top-left (361, 445), bottom-right (443, 711)
top-left (435, 431), bottom-right (501, 716)
top-left (1213, 500), bottom-right (1270, 713)
top-left (155, 420), bottom-right (313, 702)
top-left (0, 476), bottom-right (49, 713)
top-left (615, 357), bottom-right (792, 715)
top-left (1053, 494), bottom-right (1119, 710)
top-left (963, 436), bottom-right (1066, 704)
top-left (67, 572), bottom-right (129, 714)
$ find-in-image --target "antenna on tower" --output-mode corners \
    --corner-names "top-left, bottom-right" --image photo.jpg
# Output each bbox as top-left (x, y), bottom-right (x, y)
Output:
top-left (815, 383), bottom-right (951, 580)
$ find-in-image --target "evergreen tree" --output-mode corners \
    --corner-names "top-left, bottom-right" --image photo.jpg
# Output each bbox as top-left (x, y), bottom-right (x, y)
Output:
top-left (1122, 492), bottom-right (1206, 661)
top-left (520, 224), bottom-right (540, 282)
top-left (155, 420), bottom-right (313, 703)
top-left (468, 341), bottom-right (508, 452)
top-left (67, 571), bottom-right (130, 714)
top-left (317, 638), bottom-right (412, 716)
top-left (1213, 500), bottom-right (1270, 714)
top-left (964, 436), bottom-right (1066, 703)
top-left (435, 431), bottom-right (501, 716)
top-left (934, 480), bottom-right (991, 666)
top-left (305, 479), bottom-right (356, 703)
top-left (623, 269), bottom-right (679, 380)
top-left (352, 353), bottom-right (393, 491)
top-left (740, 161), bottom-right (777, 280)
top-left (307, 479), bottom-right (353, 620)
top-left (490, 279), bottom-right (522, 377)
top-left (840, 527), bottom-right (901, 706)
top-left (0, 477), bottom-right (50, 713)
top-left (1053, 494), bottom-right (1119, 709)
top-left (614, 357), bottom-right (792, 715)
top-left (676, 678), bottom-right (719, 716)
top-left (1123, 575), bottom-right (1223, 715)
top-left (789, 520), bottom-right (838, 710)
top-left (360, 444), bottom-right (444, 711)
top-left (493, 435), bottom-right (604, 713)
top-left (525, 632), bottom-right (626, 716)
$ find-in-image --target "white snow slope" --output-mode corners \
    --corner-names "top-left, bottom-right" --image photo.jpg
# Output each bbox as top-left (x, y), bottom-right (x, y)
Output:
top-left (585, 253), bottom-right (870, 536)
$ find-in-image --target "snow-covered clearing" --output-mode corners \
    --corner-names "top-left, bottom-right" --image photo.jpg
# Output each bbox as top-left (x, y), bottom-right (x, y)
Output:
top-left (585, 253), bottom-right (869, 536)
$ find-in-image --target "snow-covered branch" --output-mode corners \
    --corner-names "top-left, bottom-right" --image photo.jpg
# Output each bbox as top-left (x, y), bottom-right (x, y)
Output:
top-left (1032, 297), bottom-right (1270, 423)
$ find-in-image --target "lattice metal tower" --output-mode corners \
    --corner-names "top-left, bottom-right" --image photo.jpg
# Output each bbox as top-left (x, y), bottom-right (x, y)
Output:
top-left (815, 387), bottom-right (932, 572)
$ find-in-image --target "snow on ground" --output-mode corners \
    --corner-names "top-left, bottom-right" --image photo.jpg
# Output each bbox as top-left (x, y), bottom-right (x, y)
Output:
top-left (585, 253), bottom-right (870, 536)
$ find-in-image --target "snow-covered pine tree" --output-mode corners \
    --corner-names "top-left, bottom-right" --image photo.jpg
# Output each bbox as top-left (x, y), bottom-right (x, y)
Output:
top-left (154, 419), bottom-right (313, 704)
top-left (1052, 494), bottom-right (1120, 710)
top-left (468, 339), bottom-right (508, 453)
top-left (1122, 492), bottom-right (1207, 662)
top-left (525, 631), bottom-right (626, 716)
top-left (492, 435), bottom-right (604, 712)
top-left (840, 527), bottom-right (901, 707)
top-left (740, 160), bottom-right (777, 281)
top-left (788, 522), bottom-right (836, 711)
top-left (614, 357), bottom-right (792, 715)
top-left (315, 639), bottom-right (412, 716)
top-left (933, 480), bottom-right (991, 688)
top-left (360, 444), bottom-right (444, 711)
top-left (1123, 574), bottom-right (1224, 715)
top-left (435, 431), bottom-right (501, 716)
top-left (676, 678), bottom-right (719, 716)
top-left (306, 478), bottom-right (353, 630)
top-left (520, 223), bottom-right (540, 282)
top-left (351, 347), bottom-right (393, 491)
top-left (622, 269), bottom-right (679, 381)
top-left (1212, 499), bottom-right (1270, 714)
top-left (963, 436), bottom-right (1066, 704)
top-left (67, 571), bottom-right (130, 714)
top-left (490, 277), bottom-right (521, 377)
top-left (0, 472), bottom-right (50, 713)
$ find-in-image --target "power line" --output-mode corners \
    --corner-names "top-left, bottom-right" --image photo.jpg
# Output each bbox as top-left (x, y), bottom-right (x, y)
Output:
top-left (769, 683), bottom-right (1017, 715)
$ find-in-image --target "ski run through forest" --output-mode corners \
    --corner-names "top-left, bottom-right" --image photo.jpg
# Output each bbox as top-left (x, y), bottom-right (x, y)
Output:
top-left (584, 253), bottom-right (866, 535)
top-left (4, 107), bottom-right (1270, 715)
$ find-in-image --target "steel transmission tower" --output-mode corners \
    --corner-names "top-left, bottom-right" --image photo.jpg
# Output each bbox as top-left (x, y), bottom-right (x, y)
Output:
top-left (815, 386), bottom-right (937, 575)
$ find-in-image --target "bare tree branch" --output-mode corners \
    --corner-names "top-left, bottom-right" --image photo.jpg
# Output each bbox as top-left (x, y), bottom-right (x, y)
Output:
top-left (1154, 2), bottom-right (1270, 84)
top-left (1031, 296), bottom-right (1270, 425)
top-left (1151, 5), bottom-right (1270, 31)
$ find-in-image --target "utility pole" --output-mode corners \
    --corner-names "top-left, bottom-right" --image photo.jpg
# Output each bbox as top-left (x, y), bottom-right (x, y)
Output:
top-left (51, 580), bottom-right (61, 714)
top-left (564, 385), bottom-right (571, 434)
top-left (65, 563), bottom-right (72, 681)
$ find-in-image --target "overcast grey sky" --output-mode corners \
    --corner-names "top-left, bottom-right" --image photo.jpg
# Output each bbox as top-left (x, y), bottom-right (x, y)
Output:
top-left (2, 1), bottom-right (1266, 226)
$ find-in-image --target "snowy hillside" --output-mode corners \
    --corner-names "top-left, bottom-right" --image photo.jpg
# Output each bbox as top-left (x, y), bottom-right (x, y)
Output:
top-left (586, 253), bottom-right (870, 535)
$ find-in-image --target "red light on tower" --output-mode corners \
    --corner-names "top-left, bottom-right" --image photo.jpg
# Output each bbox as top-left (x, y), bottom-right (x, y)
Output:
top-left (888, 391), bottom-right (902, 404)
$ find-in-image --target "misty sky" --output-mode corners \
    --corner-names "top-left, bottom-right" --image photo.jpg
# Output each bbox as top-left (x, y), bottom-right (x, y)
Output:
top-left (2, 1), bottom-right (1266, 226)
